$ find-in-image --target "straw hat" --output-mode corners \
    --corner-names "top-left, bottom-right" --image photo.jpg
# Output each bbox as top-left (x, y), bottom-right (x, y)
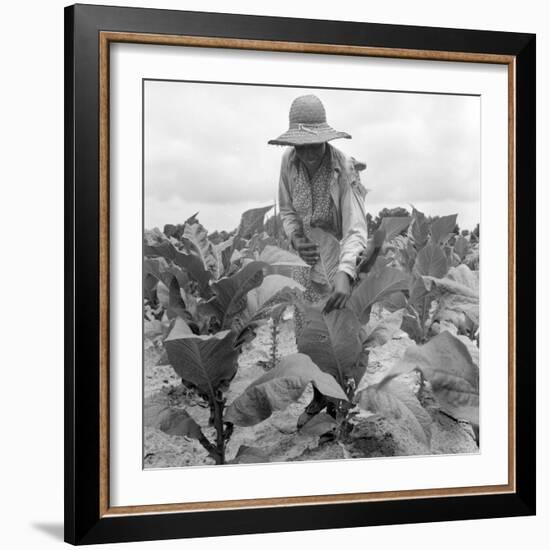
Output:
top-left (268, 94), bottom-right (351, 146)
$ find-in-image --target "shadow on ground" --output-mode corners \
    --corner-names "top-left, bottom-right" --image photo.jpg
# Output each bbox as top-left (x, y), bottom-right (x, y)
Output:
top-left (31, 522), bottom-right (64, 541)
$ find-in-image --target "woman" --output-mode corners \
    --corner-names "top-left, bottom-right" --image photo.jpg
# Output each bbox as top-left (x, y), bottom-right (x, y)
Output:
top-left (268, 94), bottom-right (368, 318)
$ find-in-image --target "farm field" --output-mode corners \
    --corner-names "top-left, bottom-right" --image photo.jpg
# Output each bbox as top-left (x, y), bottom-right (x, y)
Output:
top-left (143, 206), bottom-right (480, 467)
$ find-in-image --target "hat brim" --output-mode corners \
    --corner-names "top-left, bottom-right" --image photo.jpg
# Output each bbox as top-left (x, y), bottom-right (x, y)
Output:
top-left (268, 125), bottom-right (351, 146)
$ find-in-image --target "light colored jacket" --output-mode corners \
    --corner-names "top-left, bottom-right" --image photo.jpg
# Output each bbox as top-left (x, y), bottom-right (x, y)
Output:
top-left (278, 144), bottom-right (368, 279)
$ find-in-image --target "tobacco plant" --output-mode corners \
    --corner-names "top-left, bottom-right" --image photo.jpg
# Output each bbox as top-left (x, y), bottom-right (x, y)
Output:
top-left (144, 209), bottom-right (309, 464)
top-left (224, 211), bottom-right (479, 450)
top-left (145, 206), bottom-right (480, 464)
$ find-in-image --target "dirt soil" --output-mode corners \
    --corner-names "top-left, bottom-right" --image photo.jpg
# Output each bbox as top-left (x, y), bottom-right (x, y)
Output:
top-left (143, 317), bottom-right (478, 469)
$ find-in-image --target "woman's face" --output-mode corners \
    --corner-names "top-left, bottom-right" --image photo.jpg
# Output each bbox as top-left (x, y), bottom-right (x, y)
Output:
top-left (295, 143), bottom-right (326, 169)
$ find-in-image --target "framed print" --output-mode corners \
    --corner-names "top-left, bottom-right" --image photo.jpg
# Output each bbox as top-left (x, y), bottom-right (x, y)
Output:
top-left (64, 3), bottom-right (536, 545)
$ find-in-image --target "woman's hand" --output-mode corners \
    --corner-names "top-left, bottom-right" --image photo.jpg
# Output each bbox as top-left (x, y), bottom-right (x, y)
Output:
top-left (323, 271), bottom-right (352, 313)
top-left (292, 235), bottom-right (320, 266)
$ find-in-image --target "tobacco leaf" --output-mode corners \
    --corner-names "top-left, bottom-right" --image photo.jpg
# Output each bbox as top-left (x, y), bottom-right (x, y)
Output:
top-left (309, 227), bottom-right (340, 291)
top-left (297, 306), bottom-right (363, 388)
top-left (410, 207), bottom-right (429, 249)
top-left (414, 242), bottom-right (449, 279)
top-left (164, 318), bottom-right (239, 400)
top-left (387, 331), bottom-right (479, 426)
top-left (299, 412), bottom-right (338, 436)
top-left (363, 308), bottom-right (405, 348)
top-left (356, 378), bottom-right (432, 445)
top-left (158, 408), bottom-right (204, 440)
top-left (430, 214), bottom-right (458, 245)
top-left (378, 216), bottom-right (412, 243)
top-left (225, 353), bottom-right (348, 427)
top-left (422, 265), bottom-right (479, 330)
top-left (347, 267), bottom-right (411, 324)
top-left (145, 240), bottom-right (212, 297)
top-left (200, 261), bottom-right (268, 329)
top-left (237, 205), bottom-right (274, 239)
top-left (229, 445), bottom-right (271, 464)
top-left (454, 236), bottom-right (470, 260)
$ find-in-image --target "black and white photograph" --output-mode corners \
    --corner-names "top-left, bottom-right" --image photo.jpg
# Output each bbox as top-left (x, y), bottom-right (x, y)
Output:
top-left (143, 81), bottom-right (481, 468)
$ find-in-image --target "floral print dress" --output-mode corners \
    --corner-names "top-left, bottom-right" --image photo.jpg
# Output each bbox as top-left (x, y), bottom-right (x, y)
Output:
top-left (290, 149), bottom-right (338, 334)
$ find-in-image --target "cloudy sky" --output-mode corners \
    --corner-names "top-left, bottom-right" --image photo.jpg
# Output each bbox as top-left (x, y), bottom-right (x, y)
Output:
top-left (144, 80), bottom-right (480, 233)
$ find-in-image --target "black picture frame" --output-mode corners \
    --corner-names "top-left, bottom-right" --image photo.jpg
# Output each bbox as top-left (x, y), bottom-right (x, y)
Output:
top-left (65, 3), bottom-right (536, 545)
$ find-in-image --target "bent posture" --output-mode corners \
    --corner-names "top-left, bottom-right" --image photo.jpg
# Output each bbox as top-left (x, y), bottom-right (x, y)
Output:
top-left (268, 94), bottom-right (368, 317)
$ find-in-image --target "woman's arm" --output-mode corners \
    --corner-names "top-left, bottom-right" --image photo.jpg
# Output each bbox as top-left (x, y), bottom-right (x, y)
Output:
top-left (278, 150), bottom-right (303, 241)
top-left (324, 174), bottom-right (368, 313)
top-left (337, 176), bottom-right (369, 280)
top-left (278, 152), bottom-right (320, 265)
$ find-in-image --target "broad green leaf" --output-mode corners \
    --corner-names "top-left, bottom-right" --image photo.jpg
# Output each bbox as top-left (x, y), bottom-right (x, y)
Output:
top-left (143, 256), bottom-right (188, 292)
top-left (259, 244), bottom-right (308, 277)
top-left (387, 331), bottom-right (479, 425)
top-left (158, 408), bottom-right (204, 440)
top-left (143, 256), bottom-right (171, 287)
top-left (404, 275), bottom-right (435, 341)
top-left (144, 319), bottom-right (164, 340)
top-left (454, 236), bottom-right (470, 260)
top-left (143, 257), bottom-right (190, 318)
top-left (183, 220), bottom-right (218, 274)
top-left (232, 276), bottom-right (304, 345)
top-left (430, 214), bottom-right (458, 245)
top-left (245, 274), bottom-right (304, 318)
top-left (144, 395), bottom-right (205, 445)
top-left (356, 378), bottom-right (432, 445)
top-left (237, 204), bottom-right (274, 239)
top-left (163, 223), bottom-right (185, 240)
top-left (144, 392), bottom-right (170, 428)
top-left (378, 216), bottom-right (412, 243)
top-left (363, 309), bottom-right (405, 348)
top-left (225, 353), bottom-right (348, 426)
top-left (422, 266), bottom-right (479, 330)
top-left (246, 232), bottom-right (278, 253)
top-left (230, 445), bottom-right (271, 464)
top-left (398, 238), bottom-right (418, 272)
top-left (410, 207), bottom-right (429, 249)
top-left (155, 280), bottom-right (169, 309)
top-left (144, 238), bottom-right (177, 260)
top-left (143, 227), bottom-right (166, 249)
top-left (443, 244), bottom-right (460, 268)
top-left (422, 276), bottom-right (478, 299)
top-left (297, 306), bottom-right (363, 388)
top-left (202, 261), bottom-right (268, 329)
top-left (184, 211), bottom-right (199, 225)
top-left (347, 267), bottom-right (411, 324)
top-left (145, 239), bottom-right (212, 296)
top-left (448, 264), bottom-right (479, 292)
top-left (164, 318), bottom-right (239, 399)
top-left (167, 275), bottom-right (188, 319)
top-left (299, 412), bottom-right (337, 436)
top-left (309, 227), bottom-right (340, 290)
top-left (379, 291), bottom-right (408, 313)
top-left (400, 308), bottom-right (424, 343)
top-left (414, 243), bottom-right (448, 278)
top-left (259, 245), bottom-right (308, 267)
top-left (408, 274), bottom-right (432, 306)
top-left (212, 237), bottom-right (235, 278)
top-left (172, 250), bottom-right (206, 285)
top-left (144, 273), bottom-right (159, 302)
top-left (357, 238), bottom-right (382, 274)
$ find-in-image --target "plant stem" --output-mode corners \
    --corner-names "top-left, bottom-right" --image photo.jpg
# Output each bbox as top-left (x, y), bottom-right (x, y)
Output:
top-left (270, 318), bottom-right (279, 369)
top-left (212, 394), bottom-right (226, 465)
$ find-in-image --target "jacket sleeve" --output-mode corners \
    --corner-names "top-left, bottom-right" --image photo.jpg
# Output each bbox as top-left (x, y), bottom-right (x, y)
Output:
top-left (337, 172), bottom-right (368, 279)
top-left (278, 151), bottom-right (303, 240)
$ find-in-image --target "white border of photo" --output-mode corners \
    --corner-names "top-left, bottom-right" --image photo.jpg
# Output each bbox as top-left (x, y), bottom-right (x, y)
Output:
top-left (109, 42), bottom-right (508, 507)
